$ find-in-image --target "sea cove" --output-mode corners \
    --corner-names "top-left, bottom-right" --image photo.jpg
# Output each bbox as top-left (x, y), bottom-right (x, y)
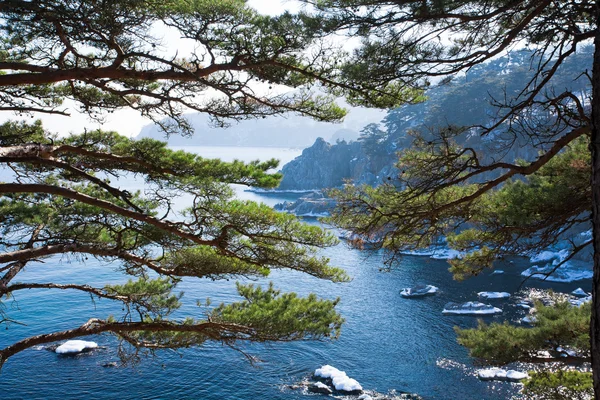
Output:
top-left (0, 146), bottom-right (591, 400)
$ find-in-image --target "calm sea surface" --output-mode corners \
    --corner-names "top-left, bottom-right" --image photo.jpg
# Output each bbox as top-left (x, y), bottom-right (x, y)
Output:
top-left (0, 146), bottom-right (590, 399)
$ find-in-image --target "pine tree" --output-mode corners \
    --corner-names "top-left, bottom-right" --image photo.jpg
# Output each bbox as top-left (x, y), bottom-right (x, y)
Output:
top-left (0, 0), bottom-right (417, 368)
top-left (307, 0), bottom-right (599, 396)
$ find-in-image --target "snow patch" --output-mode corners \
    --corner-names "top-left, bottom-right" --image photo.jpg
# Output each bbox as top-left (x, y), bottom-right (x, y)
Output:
top-left (55, 340), bottom-right (98, 354)
top-left (400, 246), bottom-right (464, 259)
top-left (570, 295), bottom-right (592, 307)
top-left (529, 249), bottom-right (570, 263)
top-left (400, 284), bottom-right (438, 298)
top-left (442, 302), bottom-right (502, 315)
top-left (572, 288), bottom-right (588, 297)
top-left (521, 263), bottom-right (592, 282)
top-left (430, 248), bottom-right (463, 260)
top-left (524, 249), bottom-right (592, 282)
top-left (314, 365), bottom-right (362, 393)
top-left (478, 368), bottom-right (528, 382)
top-left (556, 346), bottom-right (578, 357)
top-left (478, 292), bottom-right (510, 300)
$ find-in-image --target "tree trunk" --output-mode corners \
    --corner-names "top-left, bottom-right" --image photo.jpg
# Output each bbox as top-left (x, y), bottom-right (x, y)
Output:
top-left (591, 2), bottom-right (600, 398)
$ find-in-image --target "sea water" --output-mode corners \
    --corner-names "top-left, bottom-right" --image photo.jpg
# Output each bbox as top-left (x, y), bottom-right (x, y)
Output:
top-left (0, 146), bottom-right (591, 399)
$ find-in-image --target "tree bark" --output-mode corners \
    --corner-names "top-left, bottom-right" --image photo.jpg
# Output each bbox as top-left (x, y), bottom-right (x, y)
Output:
top-left (590, 2), bottom-right (600, 398)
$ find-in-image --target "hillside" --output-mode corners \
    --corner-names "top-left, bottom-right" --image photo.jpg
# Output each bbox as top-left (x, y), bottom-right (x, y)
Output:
top-left (277, 48), bottom-right (593, 191)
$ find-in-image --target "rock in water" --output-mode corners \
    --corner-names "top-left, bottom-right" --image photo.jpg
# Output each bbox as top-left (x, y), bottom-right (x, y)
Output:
top-left (477, 291), bottom-right (510, 300)
top-left (55, 340), bottom-right (98, 354)
top-left (400, 284), bottom-right (438, 298)
top-left (442, 302), bottom-right (502, 315)
top-left (478, 368), bottom-right (528, 382)
top-left (314, 364), bottom-right (363, 394)
top-left (308, 382), bottom-right (333, 395)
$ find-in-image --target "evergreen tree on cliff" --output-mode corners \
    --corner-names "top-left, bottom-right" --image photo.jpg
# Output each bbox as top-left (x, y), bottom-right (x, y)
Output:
top-left (306, 0), bottom-right (600, 396)
top-left (0, 0), bottom-right (421, 367)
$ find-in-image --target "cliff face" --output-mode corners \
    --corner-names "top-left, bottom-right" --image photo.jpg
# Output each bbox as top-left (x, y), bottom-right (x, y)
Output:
top-left (277, 137), bottom-right (398, 190)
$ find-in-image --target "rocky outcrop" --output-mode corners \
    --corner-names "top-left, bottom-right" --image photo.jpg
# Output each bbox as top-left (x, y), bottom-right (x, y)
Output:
top-left (277, 138), bottom-right (398, 190)
top-left (277, 138), bottom-right (362, 190)
top-left (274, 191), bottom-right (335, 216)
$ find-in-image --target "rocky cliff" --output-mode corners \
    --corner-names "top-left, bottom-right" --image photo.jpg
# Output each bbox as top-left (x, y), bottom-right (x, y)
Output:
top-left (277, 137), bottom-right (399, 190)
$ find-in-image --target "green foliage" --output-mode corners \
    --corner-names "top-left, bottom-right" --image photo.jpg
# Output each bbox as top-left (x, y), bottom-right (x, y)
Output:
top-left (447, 137), bottom-right (590, 277)
top-left (212, 282), bottom-right (344, 340)
top-left (523, 370), bottom-right (593, 400)
top-left (0, 120), bottom-right (348, 364)
top-left (0, 0), bottom-right (417, 133)
top-left (456, 302), bottom-right (590, 364)
top-left (329, 131), bottom-right (591, 279)
top-left (104, 278), bottom-right (183, 318)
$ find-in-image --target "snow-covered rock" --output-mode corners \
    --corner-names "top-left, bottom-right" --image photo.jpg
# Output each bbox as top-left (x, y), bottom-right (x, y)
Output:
top-left (522, 250), bottom-right (592, 282)
top-left (478, 368), bottom-right (504, 381)
top-left (478, 368), bottom-right (528, 382)
top-left (315, 365), bottom-right (343, 379)
top-left (358, 395), bottom-right (374, 400)
top-left (308, 382), bottom-right (333, 395)
top-left (572, 288), bottom-right (588, 297)
top-left (55, 340), bottom-right (98, 354)
top-left (478, 292), bottom-right (510, 300)
top-left (522, 315), bottom-right (537, 324)
top-left (556, 346), bottom-right (578, 357)
top-left (490, 270), bottom-right (505, 275)
top-left (314, 365), bottom-right (362, 393)
top-left (522, 264), bottom-right (593, 282)
top-left (517, 303), bottom-right (531, 310)
top-left (332, 375), bottom-right (362, 393)
top-left (430, 248), bottom-right (463, 260)
top-left (442, 302), bottom-right (502, 315)
top-left (400, 284), bottom-right (438, 298)
top-left (570, 295), bottom-right (592, 307)
top-left (505, 370), bottom-right (529, 381)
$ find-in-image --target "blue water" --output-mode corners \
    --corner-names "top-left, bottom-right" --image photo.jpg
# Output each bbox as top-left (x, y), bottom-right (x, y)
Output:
top-left (0, 146), bottom-right (590, 399)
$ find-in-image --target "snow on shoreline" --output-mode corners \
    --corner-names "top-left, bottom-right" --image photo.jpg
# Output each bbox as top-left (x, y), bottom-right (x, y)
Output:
top-left (400, 247), bottom-right (464, 260)
top-left (522, 248), bottom-right (592, 282)
top-left (521, 263), bottom-right (592, 282)
top-left (401, 244), bottom-right (593, 283)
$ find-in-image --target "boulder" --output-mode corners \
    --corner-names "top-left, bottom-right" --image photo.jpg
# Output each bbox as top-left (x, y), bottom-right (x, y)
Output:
top-left (572, 288), bottom-right (588, 297)
top-left (478, 292), bottom-right (510, 300)
top-left (308, 382), bottom-right (333, 395)
top-left (55, 340), bottom-right (98, 354)
top-left (400, 284), bottom-right (438, 298)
